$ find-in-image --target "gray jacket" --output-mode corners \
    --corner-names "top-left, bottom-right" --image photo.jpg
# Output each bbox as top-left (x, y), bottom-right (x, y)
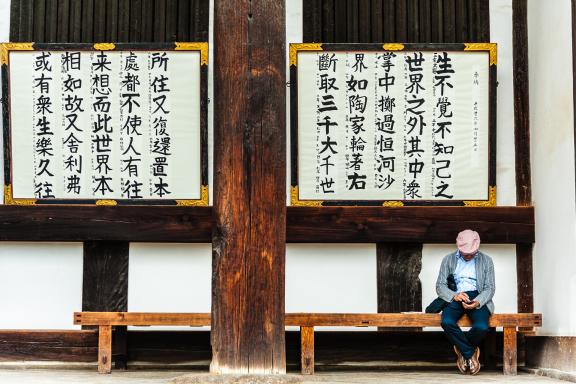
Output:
top-left (435, 251), bottom-right (495, 314)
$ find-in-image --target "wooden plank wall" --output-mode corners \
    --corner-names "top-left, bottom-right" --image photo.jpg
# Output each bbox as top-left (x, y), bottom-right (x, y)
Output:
top-left (302, 0), bottom-right (491, 315)
top-left (8, 0), bottom-right (209, 368)
top-left (9, 0), bottom-right (209, 42)
top-left (303, 0), bottom-right (490, 43)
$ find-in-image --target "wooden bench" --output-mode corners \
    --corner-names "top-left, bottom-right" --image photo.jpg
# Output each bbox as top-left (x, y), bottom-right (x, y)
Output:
top-left (74, 311), bottom-right (542, 375)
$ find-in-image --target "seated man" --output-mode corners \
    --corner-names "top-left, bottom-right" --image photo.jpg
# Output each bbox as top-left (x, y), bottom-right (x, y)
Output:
top-left (436, 229), bottom-right (495, 375)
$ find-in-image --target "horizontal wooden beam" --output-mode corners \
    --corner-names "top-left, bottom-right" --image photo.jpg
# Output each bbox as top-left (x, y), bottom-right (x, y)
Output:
top-left (0, 329), bottom-right (494, 364)
top-left (287, 206), bottom-right (535, 243)
top-left (0, 205), bottom-right (534, 243)
top-left (0, 330), bottom-right (98, 362)
top-left (75, 311), bottom-right (542, 328)
top-left (0, 206), bottom-right (212, 242)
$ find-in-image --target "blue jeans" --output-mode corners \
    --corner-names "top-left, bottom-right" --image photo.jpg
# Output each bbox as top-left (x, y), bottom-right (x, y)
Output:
top-left (440, 290), bottom-right (491, 359)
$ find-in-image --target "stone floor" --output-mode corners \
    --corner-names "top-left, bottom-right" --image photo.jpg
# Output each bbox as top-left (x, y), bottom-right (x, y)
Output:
top-left (0, 368), bottom-right (568, 384)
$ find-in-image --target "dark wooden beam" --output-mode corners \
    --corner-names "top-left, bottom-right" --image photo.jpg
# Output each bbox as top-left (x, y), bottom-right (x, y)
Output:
top-left (0, 330), bottom-right (98, 362)
top-left (287, 206), bottom-right (534, 243)
top-left (513, 0), bottom-right (532, 206)
top-left (516, 243), bottom-right (534, 314)
top-left (9, 0), bottom-right (20, 41)
top-left (211, 0), bottom-right (286, 374)
top-left (0, 206), bottom-right (212, 242)
top-left (0, 329), bottom-right (504, 366)
top-left (82, 241), bottom-right (129, 368)
top-left (82, 242), bottom-right (129, 314)
top-left (0, 205), bottom-right (533, 243)
top-left (512, 0), bottom-right (534, 317)
top-left (377, 243), bottom-right (423, 314)
top-left (573, 0), bottom-right (576, 204)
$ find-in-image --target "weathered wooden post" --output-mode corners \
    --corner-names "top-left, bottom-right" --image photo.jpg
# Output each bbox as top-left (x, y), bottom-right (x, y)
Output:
top-left (211, 0), bottom-right (287, 374)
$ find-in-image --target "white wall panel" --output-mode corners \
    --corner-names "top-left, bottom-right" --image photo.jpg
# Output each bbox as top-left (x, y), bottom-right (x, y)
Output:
top-left (0, 243), bottom-right (82, 329)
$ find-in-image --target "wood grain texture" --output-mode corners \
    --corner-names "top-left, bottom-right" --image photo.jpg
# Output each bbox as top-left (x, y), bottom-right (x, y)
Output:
top-left (9, 0), bottom-right (208, 43)
top-left (211, 0), bottom-right (286, 374)
top-left (525, 336), bottom-right (576, 373)
top-left (0, 329), bottom-right (500, 365)
top-left (287, 206), bottom-right (535, 243)
top-left (57, 0), bottom-right (70, 42)
top-left (82, 241), bottom-right (129, 367)
top-left (44, 0), bottom-right (57, 42)
top-left (516, 243), bottom-right (534, 315)
top-left (98, 325), bottom-right (112, 374)
top-left (504, 327), bottom-right (518, 375)
top-left (285, 313), bottom-right (541, 328)
top-left (303, 0), bottom-right (491, 44)
top-left (74, 311), bottom-right (542, 328)
top-left (574, 0), bottom-right (576, 204)
top-left (0, 330), bottom-right (98, 362)
top-left (80, 0), bottom-right (94, 43)
top-left (513, 0), bottom-right (532, 206)
top-left (20, 0), bottom-right (34, 41)
top-left (377, 243), bottom-right (423, 317)
top-left (75, 312), bottom-right (211, 326)
top-left (0, 206), bottom-right (534, 243)
top-left (69, 0), bottom-right (82, 42)
top-left (107, 0), bottom-right (120, 41)
top-left (130, 0), bottom-right (142, 41)
top-left (94, 0), bottom-right (107, 41)
top-left (0, 206), bottom-right (212, 242)
top-left (33, 0), bottom-right (47, 42)
top-left (9, 0), bottom-right (20, 41)
top-left (512, 0), bottom-right (534, 335)
top-left (300, 326), bottom-right (314, 374)
top-left (82, 242), bottom-right (129, 315)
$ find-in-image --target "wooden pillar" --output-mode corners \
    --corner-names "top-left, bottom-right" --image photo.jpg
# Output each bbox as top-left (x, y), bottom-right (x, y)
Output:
top-left (82, 241), bottom-right (129, 369)
top-left (98, 325), bottom-right (113, 374)
top-left (211, 0), bottom-right (286, 374)
top-left (512, 0), bottom-right (534, 319)
top-left (573, 0), bottom-right (576, 201)
top-left (300, 326), bottom-right (314, 375)
top-left (377, 243), bottom-right (422, 319)
top-left (503, 327), bottom-right (518, 375)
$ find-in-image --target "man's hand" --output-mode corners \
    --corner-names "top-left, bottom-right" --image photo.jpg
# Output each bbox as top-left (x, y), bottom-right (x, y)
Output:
top-left (462, 300), bottom-right (480, 309)
top-left (453, 292), bottom-right (470, 302)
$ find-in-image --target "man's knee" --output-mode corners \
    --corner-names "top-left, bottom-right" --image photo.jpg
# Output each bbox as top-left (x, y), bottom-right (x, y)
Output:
top-left (441, 315), bottom-right (458, 329)
top-left (471, 322), bottom-right (489, 334)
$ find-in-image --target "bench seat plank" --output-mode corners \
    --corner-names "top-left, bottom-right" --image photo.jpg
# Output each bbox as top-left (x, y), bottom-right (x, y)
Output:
top-left (284, 313), bottom-right (542, 328)
top-left (75, 312), bottom-right (211, 326)
top-left (75, 312), bottom-right (542, 328)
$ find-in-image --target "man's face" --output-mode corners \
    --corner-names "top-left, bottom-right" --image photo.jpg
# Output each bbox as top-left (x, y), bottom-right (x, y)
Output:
top-left (461, 251), bottom-right (477, 261)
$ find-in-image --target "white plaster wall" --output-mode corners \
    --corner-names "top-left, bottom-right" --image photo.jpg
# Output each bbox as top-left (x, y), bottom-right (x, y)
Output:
top-left (528, 0), bottom-right (576, 336)
top-left (286, 244), bottom-right (377, 331)
top-left (128, 244), bottom-right (212, 331)
top-left (0, 243), bottom-right (83, 329)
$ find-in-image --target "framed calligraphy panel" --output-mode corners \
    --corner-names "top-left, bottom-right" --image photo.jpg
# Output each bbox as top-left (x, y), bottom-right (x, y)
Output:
top-left (1, 42), bottom-right (208, 206)
top-left (290, 43), bottom-right (497, 207)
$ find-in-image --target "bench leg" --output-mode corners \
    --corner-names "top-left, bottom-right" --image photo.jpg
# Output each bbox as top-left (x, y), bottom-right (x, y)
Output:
top-left (300, 326), bottom-right (314, 375)
top-left (98, 325), bottom-right (112, 374)
top-left (503, 327), bottom-right (517, 375)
